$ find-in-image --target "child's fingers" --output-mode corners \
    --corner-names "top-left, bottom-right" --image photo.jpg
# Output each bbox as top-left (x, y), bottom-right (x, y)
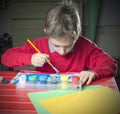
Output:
top-left (86, 77), bottom-right (92, 85)
top-left (79, 71), bottom-right (96, 85)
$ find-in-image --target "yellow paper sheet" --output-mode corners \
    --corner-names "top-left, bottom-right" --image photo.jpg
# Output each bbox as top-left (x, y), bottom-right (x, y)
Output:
top-left (40, 87), bottom-right (120, 114)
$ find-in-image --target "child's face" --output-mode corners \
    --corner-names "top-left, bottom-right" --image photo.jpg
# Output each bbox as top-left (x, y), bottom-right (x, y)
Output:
top-left (49, 37), bottom-right (77, 56)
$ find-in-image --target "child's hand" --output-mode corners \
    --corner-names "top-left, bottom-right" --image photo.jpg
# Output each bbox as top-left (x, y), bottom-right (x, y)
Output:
top-left (79, 71), bottom-right (96, 85)
top-left (31, 53), bottom-right (49, 67)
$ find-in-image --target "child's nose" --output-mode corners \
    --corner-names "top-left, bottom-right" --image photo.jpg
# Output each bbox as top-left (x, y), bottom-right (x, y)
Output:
top-left (59, 47), bottom-right (66, 55)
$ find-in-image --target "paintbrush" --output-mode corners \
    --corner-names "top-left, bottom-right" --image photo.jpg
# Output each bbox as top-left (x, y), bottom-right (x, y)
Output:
top-left (27, 39), bottom-right (60, 74)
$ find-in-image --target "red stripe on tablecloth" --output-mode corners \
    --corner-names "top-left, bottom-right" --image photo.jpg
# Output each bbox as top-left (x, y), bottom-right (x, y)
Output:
top-left (0, 84), bottom-right (16, 89)
top-left (0, 110), bottom-right (37, 114)
top-left (0, 95), bottom-right (30, 102)
top-left (0, 102), bottom-right (35, 110)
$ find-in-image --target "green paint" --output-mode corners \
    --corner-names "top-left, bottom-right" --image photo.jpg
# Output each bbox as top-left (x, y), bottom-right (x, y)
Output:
top-left (29, 75), bottom-right (37, 81)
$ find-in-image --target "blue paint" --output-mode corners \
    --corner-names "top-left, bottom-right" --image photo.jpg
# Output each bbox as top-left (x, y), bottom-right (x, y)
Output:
top-left (39, 75), bottom-right (49, 84)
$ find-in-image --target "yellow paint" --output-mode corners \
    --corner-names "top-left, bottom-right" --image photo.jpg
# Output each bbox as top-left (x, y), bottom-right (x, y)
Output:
top-left (61, 82), bottom-right (68, 89)
top-left (60, 75), bottom-right (69, 89)
top-left (61, 75), bottom-right (68, 82)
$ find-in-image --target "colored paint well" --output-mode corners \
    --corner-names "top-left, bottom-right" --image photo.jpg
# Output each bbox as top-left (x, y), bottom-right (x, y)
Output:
top-left (72, 76), bottom-right (80, 84)
top-left (50, 76), bottom-right (58, 84)
top-left (28, 75), bottom-right (37, 84)
top-left (61, 75), bottom-right (68, 82)
top-left (39, 75), bottom-right (49, 84)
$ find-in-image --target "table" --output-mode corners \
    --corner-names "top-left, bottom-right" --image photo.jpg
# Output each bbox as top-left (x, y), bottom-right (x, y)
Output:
top-left (0, 71), bottom-right (119, 114)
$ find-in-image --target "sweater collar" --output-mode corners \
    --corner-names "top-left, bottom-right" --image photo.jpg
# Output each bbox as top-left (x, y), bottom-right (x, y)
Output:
top-left (48, 39), bottom-right (75, 53)
top-left (48, 39), bottom-right (55, 53)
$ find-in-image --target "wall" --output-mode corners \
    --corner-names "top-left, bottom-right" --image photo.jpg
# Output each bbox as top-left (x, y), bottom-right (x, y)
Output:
top-left (97, 0), bottom-right (120, 58)
top-left (0, 0), bottom-right (12, 35)
top-left (83, 0), bottom-right (120, 58)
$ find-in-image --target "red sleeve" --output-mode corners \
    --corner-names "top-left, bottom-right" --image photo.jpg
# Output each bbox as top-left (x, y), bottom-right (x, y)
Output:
top-left (85, 40), bottom-right (117, 79)
top-left (1, 42), bottom-right (35, 68)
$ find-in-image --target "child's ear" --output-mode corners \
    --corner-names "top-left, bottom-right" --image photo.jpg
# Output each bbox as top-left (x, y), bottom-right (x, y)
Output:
top-left (44, 28), bottom-right (47, 33)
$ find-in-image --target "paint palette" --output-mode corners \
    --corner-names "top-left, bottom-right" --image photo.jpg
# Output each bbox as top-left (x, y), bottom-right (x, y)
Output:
top-left (14, 72), bottom-right (82, 90)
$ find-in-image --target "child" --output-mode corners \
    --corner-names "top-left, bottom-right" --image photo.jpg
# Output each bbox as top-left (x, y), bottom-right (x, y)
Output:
top-left (1, 0), bottom-right (117, 85)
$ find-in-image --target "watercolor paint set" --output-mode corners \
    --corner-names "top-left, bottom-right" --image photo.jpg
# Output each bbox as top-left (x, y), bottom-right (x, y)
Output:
top-left (11, 72), bottom-right (82, 90)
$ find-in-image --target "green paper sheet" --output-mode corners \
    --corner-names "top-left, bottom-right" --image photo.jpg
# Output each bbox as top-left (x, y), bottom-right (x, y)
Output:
top-left (27, 85), bottom-right (102, 114)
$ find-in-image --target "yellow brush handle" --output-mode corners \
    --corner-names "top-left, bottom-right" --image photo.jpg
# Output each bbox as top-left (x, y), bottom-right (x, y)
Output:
top-left (27, 39), bottom-right (41, 53)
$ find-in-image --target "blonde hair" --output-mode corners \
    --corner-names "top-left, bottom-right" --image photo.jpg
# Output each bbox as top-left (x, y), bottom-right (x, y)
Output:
top-left (44, 0), bottom-right (81, 40)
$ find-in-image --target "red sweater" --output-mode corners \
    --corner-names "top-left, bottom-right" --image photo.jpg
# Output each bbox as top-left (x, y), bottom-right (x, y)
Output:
top-left (1, 36), bottom-right (117, 78)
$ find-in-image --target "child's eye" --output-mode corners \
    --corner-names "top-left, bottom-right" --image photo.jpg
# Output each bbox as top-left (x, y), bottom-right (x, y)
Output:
top-left (65, 45), bottom-right (72, 48)
top-left (54, 45), bottom-right (60, 47)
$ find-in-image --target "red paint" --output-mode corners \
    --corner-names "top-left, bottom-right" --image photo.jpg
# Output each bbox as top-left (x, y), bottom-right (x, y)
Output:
top-left (72, 76), bottom-right (80, 84)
